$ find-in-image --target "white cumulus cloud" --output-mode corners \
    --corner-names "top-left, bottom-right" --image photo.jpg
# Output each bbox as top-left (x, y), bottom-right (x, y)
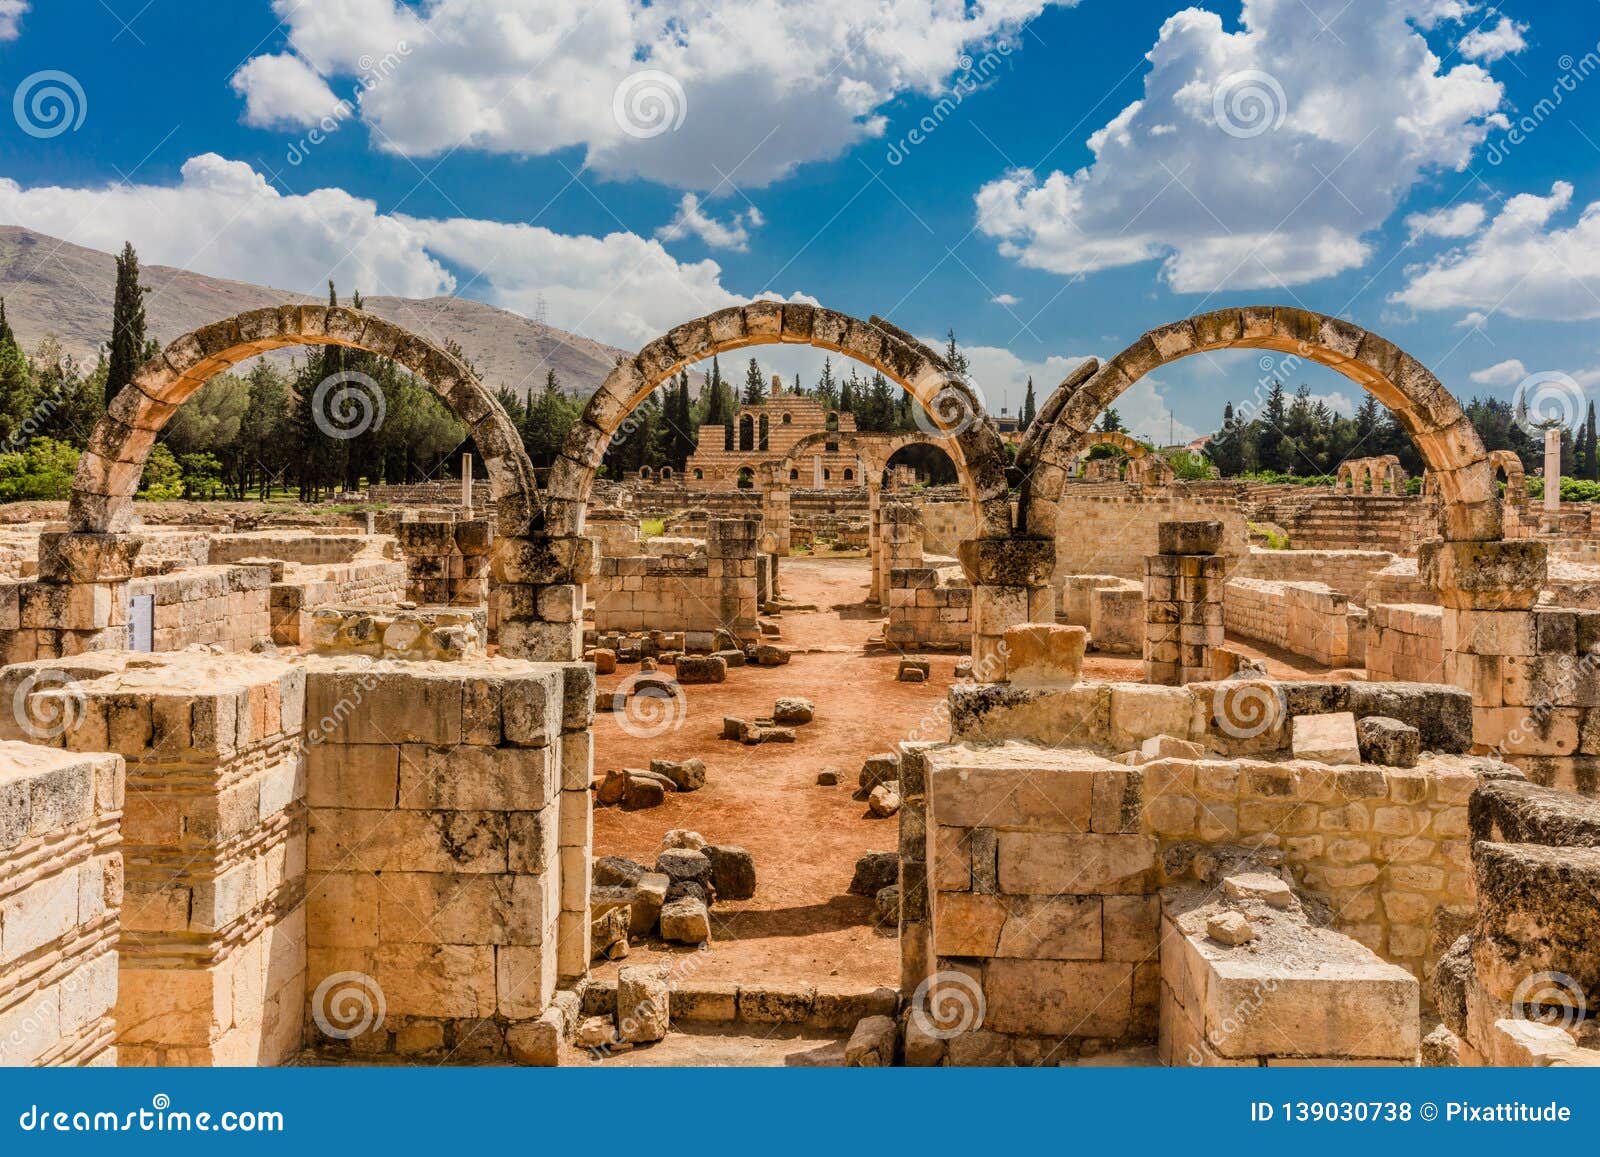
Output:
top-left (990, 293), bottom-right (1020, 306)
top-left (230, 0), bottom-right (1075, 189)
top-left (1469, 357), bottom-right (1526, 386)
top-left (1392, 182), bottom-right (1600, 320)
top-left (656, 194), bottom-right (763, 251)
top-left (974, 0), bottom-right (1509, 292)
top-left (0, 0), bottom-right (26, 40)
top-left (0, 154), bottom-right (807, 350)
top-left (1404, 202), bottom-right (1486, 240)
top-left (1458, 15), bottom-right (1527, 62)
top-left (230, 54), bottom-right (347, 127)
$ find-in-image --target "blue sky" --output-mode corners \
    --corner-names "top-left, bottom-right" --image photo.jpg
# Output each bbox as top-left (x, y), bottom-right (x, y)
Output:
top-left (2, 0), bottom-right (1599, 444)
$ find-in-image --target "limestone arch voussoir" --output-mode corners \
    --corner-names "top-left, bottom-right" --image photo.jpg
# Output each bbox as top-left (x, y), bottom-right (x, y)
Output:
top-left (563, 302), bottom-right (1013, 539)
top-left (1022, 306), bottom-right (1498, 542)
top-left (68, 306), bottom-right (534, 535)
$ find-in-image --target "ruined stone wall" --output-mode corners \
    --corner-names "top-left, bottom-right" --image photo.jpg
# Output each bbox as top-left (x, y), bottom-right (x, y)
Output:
top-left (395, 520), bottom-right (493, 607)
top-left (127, 565), bottom-right (273, 653)
top-left (0, 743), bottom-right (123, 1066)
top-left (917, 496), bottom-right (974, 557)
top-left (887, 570), bottom-right (972, 649)
top-left (0, 653), bottom-right (310, 1066)
top-left (302, 657), bottom-right (592, 1063)
top-left (1052, 489), bottom-right (1250, 586)
top-left (269, 561), bottom-right (409, 647)
top-left (1235, 547), bottom-right (1409, 605)
top-left (1223, 577), bottom-right (1355, 668)
top-left (1365, 603), bottom-right (1444, 683)
top-left (591, 519), bottom-right (760, 641)
top-left (210, 532), bottom-right (393, 566)
top-left (900, 677), bottom-right (1491, 1061)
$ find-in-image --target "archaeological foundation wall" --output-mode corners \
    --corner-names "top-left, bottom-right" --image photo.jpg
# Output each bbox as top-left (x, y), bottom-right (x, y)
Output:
top-left (0, 743), bottom-right (123, 1067)
top-left (590, 519), bottom-right (761, 642)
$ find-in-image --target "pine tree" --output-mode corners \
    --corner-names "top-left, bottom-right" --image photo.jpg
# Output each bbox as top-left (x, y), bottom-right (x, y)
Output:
top-left (943, 329), bottom-right (970, 378)
top-left (1020, 376), bottom-right (1036, 430)
top-left (105, 242), bottom-right (147, 406)
top-left (0, 297), bottom-right (14, 349)
top-left (840, 366), bottom-right (860, 413)
top-left (814, 357), bottom-right (838, 409)
top-left (1587, 402), bottom-right (1598, 483)
top-left (742, 357), bottom-right (766, 405)
top-left (1097, 408), bottom-right (1125, 433)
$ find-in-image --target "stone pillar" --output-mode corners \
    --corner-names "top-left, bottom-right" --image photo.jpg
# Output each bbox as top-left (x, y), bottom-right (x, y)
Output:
top-left (25, 532), bottom-right (143, 657)
top-left (867, 477), bottom-right (884, 603)
top-left (762, 482), bottom-right (792, 556)
top-left (879, 502), bottom-right (924, 607)
top-left (706, 518), bottom-right (760, 644)
top-left (1143, 520), bottom-right (1225, 686)
top-left (492, 535), bottom-right (594, 663)
top-left (957, 537), bottom-right (1056, 681)
top-left (397, 521), bottom-right (457, 605)
top-left (1423, 538), bottom-right (1550, 759)
top-left (1542, 427), bottom-right (1562, 531)
top-left (461, 452), bottom-right (474, 511)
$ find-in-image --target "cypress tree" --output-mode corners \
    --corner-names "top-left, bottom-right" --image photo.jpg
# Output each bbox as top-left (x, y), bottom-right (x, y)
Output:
top-left (1021, 375), bottom-right (1036, 430)
top-left (1588, 402), bottom-right (1598, 483)
top-left (106, 242), bottom-right (147, 406)
top-left (742, 357), bottom-right (766, 405)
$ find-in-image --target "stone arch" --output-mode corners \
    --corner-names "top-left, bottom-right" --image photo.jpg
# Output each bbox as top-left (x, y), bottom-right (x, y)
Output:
top-left (1489, 450), bottom-right (1527, 508)
top-left (759, 412), bottom-right (770, 452)
top-left (69, 305), bottom-right (535, 535)
top-left (1018, 306), bottom-right (1498, 541)
top-left (547, 302), bottom-right (1011, 540)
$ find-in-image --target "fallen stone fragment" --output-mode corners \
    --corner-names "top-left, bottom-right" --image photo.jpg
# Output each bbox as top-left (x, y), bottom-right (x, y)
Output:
top-left (652, 757), bottom-right (707, 791)
top-left (816, 767), bottom-right (841, 786)
top-left (859, 752), bottom-right (900, 791)
top-left (676, 655), bottom-right (727, 684)
top-left (875, 883), bottom-right (900, 924)
top-left (593, 855), bottom-right (646, 887)
top-left (1140, 734), bottom-right (1205, 760)
top-left (1206, 910), bottom-right (1256, 946)
top-left (1356, 715), bottom-right (1421, 769)
top-left (657, 829), bottom-right (707, 853)
top-left (660, 897), bottom-right (712, 944)
top-left (773, 696), bottom-right (815, 724)
top-left (1291, 711), bottom-right (1361, 765)
top-left (845, 1015), bottom-right (898, 1066)
top-left (868, 782), bottom-right (901, 817)
top-left (622, 774), bottom-right (666, 811)
top-left (754, 644), bottom-right (791, 666)
top-left (849, 851), bottom-right (899, 897)
top-left (575, 1016), bottom-right (616, 1049)
top-left (591, 648), bottom-right (617, 675)
top-left (703, 844), bottom-right (756, 900)
top-left (1221, 872), bottom-right (1294, 909)
top-left (616, 966), bottom-right (670, 1043)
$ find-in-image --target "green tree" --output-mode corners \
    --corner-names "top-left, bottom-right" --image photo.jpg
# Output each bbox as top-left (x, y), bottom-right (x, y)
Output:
top-left (1020, 376), bottom-right (1036, 430)
top-left (1097, 407), bottom-right (1125, 433)
top-left (105, 242), bottom-right (149, 407)
top-left (138, 442), bottom-right (184, 500)
top-left (521, 368), bottom-right (577, 468)
top-left (814, 357), bottom-right (839, 409)
top-left (742, 357), bottom-right (766, 405)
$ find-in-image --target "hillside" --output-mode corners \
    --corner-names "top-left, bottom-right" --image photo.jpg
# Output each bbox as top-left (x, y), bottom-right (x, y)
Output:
top-left (0, 226), bottom-right (631, 397)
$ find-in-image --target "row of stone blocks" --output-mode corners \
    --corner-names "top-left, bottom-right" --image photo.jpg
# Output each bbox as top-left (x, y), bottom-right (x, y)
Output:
top-left (0, 743), bottom-right (123, 1066)
top-left (0, 648), bottom-right (593, 1067)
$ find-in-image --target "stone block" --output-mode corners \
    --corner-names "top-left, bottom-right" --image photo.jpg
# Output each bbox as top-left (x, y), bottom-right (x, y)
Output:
top-left (1291, 712), bottom-right (1360, 765)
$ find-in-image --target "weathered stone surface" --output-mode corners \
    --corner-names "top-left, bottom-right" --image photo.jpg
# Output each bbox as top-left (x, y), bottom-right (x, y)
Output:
top-left (621, 773), bottom-right (666, 810)
top-left (868, 782), bottom-right (902, 817)
top-left (1157, 520), bottom-right (1223, 556)
top-left (616, 966), bottom-right (670, 1042)
top-left (773, 697), bottom-right (814, 724)
top-left (849, 851), bottom-right (899, 896)
top-left (903, 1014), bottom-right (947, 1066)
top-left (659, 897), bottom-right (711, 944)
top-left (875, 884), bottom-right (900, 924)
top-left (859, 752), bottom-right (900, 791)
top-left (1470, 778), bottom-right (1600, 847)
top-left (675, 655), bottom-right (726, 684)
top-left (816, 768), bottom-right (841, 786)
top-left (593, 855), bottom-right (646, 887)
top-left (1206, 910), bottom-right (1256, 946)
top-left (754, 644), bottom-right (791, 666)
top-left (737, 982), bottom-right (816, 1023)
top-left (651, 757), bottom-right (707, 792)
top-left (1004, 624), bottom-right (1087, 688)
top-left (703, 844), bottom-right (756, 901)
top-left (1291, 712), bottom-right (1360, 765)
top-left (1356, 716), bottom-right (1421, 769)
top-left (1221, 872), bottom-right (1293, 909)
top-left (1470, 840), bottom-right (1600, 1007)
top-left (844, 1014), bottom-right (898, 1066)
